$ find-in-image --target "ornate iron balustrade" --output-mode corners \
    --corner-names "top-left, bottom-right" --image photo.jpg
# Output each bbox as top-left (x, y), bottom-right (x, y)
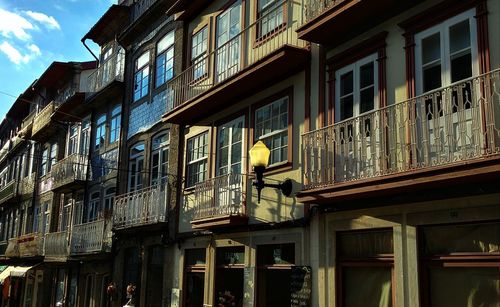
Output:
top-left (131, 0), bottom-right (158, 21)
top-left (193, 173), bottom-right (246, 220)
top-left (70, 219), bottom-right (111, 254)
top-left (303, 0), bottom-right (345, 23)
top-left (87, 50), bottom-right (125, 93)
top-left (51, 154), bottom-right (89, 189)
top-left (302, 69), bottom-right (500, 189)
top-left (44, 230), bottom-right (69, 258)
top-left (0, 180), bottom-right (17, 204)
top-left (18, 174), bottom-right (35, 196)
top-left (165, 0), bottom-right (306, 113)
top-left (113, 183), bottom-right (170, 229)
top-left (32, 101), bottom-right (56, 136)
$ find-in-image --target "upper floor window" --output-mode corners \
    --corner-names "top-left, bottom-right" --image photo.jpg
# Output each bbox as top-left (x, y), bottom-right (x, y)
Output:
top-left (80, 117), bottom-right (91, 155)
top-left (156, 31), bottom-right (175, 87)
top-left (104, 187), bottom-right (116, 213)
top-left (257, 0), bottom-right (284, 38)
top-left (134, 51), bottom-right (150, 101)
top-left (68, 124), bottom-right (79, 155)
top-left (128, 143), bottom-right (145, 192)
top-left (415, 9), bottom-right (478, 94)
top-left (254, 96), bottom-right (289, 166)
top-left (335, 54), bottom-right (378, 122)
top-left (191, 26), bottom-right (208, 80)
top-left (95, 114), bottom-right (106, 151)
top-left (109, 105), bottom-right (121, 144)
top-left (151, 132), bottom-right (169, 186)
top-left (87, 191), bottom-right (100, 223)
top-left (186, 132), bottom-right (208, 188)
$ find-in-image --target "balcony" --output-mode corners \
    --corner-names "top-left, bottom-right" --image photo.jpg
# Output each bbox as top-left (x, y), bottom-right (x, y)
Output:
top-left (51, 154), bottom-right (90, 191)
top-left (113, 183), bottom-right (170, 230)
top-left (38, 174), bottom-right (54, 195)
top-left (190, 173), bottom-right (248, 229)
top-left (31, 101), bottom-right (56, 141)
top-left (70, 219), bottom-right (111, 255)
top-left (300, 70), bottom-right (500, 204)
top-left (0, 140), bottom-right (11, 163)
top-left (297, 0), bottom-right (422, 45)
top-left (18, 175), bottom-right (35, 198)
top-left (163, 0), bottom-right (309, 124)
top-left (0, 181), bottom-right (17, 205)
top-left (44, 231), bottom-right (69, 260)
top-left (5, 233), bottom-right (44, 258)
top-left (88, 50), bottom-right (125, 93)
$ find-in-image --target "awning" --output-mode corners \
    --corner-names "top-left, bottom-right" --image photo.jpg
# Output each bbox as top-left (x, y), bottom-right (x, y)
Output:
top-left (0, 266), bottom-right (35, 282)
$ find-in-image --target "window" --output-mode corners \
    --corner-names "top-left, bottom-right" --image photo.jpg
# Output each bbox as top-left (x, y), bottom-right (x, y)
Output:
top-left (80, 117), bottom-right (91, 155)
top-left (183, 249), bottom-right (206, 307)
top-left (33, 204), bottom-right (41, 233)
top-left (41, 202), bottom-right (51, 235)
top-left (151, 132), bottom-right (169, 186)
top-left (95, 114), bottom-right (106, 150)
top-left (128, 143), bottom-right (145, 192)
top-left (217, 116), bottom-right (244, 176)
top-left (104, 187), bottom-right (115, 213)
top-left (257, 0), bottom-right (284, 38)
top-left (109, 105), bottom-right (121, 144)
top-left (257, 244), bottom-right (295, 307)
top-left (215, 1), bottom-right (242, 81)
top-left (40, 143), bottom-right (57, 176)
top-left (191, 27), bottom-right (208, 80)
top-left (134, 51), bottom-right (150, 101)
top-left (61, 195), bottom-right (72, 231)
top-left (101, 45), bottom-right (114, 84)
top-left (254, 96), bottom-right (289, 165)
top-left (87, 192), bottom-right (100, 222)
top-left (420, 222), bottom-right (499, 307)
top-left (337, 229), bottom-right (394, 307)
top-left (68, 124), bottom-right (79, 155)
top-left (215, 247), bottom-right (245, 306)
top-left (186, 132), bottom-right (208, 187)
top-left (156, 31), bottom-right (175, 87)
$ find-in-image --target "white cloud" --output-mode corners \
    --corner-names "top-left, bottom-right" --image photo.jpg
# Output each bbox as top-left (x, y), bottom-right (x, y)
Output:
top-left (24, 11), bottom-right (61, 30)
top-left (0, 41), bottom-right (41, 65)
top-left (0, 8), bottom-right (34, 41)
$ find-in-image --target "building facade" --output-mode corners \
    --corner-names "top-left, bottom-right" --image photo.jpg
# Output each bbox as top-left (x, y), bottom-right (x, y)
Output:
top-left (0, 0), bottom-right (498, 306)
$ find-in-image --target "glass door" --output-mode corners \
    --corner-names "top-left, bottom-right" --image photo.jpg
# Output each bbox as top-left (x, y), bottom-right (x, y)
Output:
top-left (216, 1), bottom-right (242, 82)
top-left (216, 116), bottom-right (244, 215)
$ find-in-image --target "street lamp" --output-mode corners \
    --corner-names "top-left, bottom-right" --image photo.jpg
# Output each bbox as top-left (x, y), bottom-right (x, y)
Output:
top-left (249, 141), bottom-right (293, 203)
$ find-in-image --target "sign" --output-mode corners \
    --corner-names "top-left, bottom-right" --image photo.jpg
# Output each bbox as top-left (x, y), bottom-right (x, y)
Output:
top-left (290, 266), bottom-right (312, 307)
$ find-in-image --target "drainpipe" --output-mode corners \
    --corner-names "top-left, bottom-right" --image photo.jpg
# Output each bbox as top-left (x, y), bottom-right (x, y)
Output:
top-left (81, 38), bottom-right (100, 64)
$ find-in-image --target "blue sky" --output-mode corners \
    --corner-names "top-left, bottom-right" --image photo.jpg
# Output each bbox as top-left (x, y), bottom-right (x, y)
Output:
top-left (0, 0), bottom-right (114, 119)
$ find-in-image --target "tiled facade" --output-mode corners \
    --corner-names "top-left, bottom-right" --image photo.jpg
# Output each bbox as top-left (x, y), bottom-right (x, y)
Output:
top-left (0, 0), bottom-right (499, 306)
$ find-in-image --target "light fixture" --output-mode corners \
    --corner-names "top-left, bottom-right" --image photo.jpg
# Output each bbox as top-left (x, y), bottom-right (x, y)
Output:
top-left (249, 141), bottom-right (292, 203)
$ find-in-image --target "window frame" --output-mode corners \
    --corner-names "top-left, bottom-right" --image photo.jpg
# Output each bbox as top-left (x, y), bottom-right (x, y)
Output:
top-left (255, 0), bottom-right (288, 41)
top-left (190, 25), bottom-right (209, 81)
top-left (128, 142), bottom-right (145, 192)
top-left (251, 87), bottom-right (293, 172)
top-left (94, 114), bottom-right (107, 151)
top-left (185, 131), bottom-right (209, 188)
top-left (155, 31), bottom-right (175, 88)
top-left (134, 51), bottom-right (151, 102)
top-left (109, 105), bottom-right (122, 144)
top-left (87, 191), bottom-right (101, 223)
top-left (151, 131), bottom-right (170, 186)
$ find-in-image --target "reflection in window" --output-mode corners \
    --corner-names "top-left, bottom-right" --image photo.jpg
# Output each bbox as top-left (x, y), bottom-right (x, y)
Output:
top-left (156, 31), bottom-right (175, 87)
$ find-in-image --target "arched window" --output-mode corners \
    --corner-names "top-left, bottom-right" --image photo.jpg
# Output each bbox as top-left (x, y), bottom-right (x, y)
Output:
top-left (87, 191), bottom-right (101, 222)
top-left (128, 143), bottom-right (145, 192)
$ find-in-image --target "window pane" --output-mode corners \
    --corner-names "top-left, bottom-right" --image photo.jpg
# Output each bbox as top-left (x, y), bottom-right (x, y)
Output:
top-left (451, 52), bottom-right (472, 83)
top-left (338, 230), bottom-right (394, 258)
top-left (423, 64), bottom-right (442, 92)
top-left (340, 95), bottom-right (354, 120)
top-left (422, 223), bottom-right (500, 255)
top-left (422, 33), bottom-right (441, 65)
top-left (340, 71), bottom-right (354, 96)
top-left (157, 31), bottom-right (174, 54)
top-left (429, 267), bottom-right (500, 307)
top-left (449, 20), bottom-right (471, 54)
top-left (360, 62), bottom-right (374, 88)
top-left (343, 267), bottom-right (392, 307)
top-left (360, 87), bottom-right (375, 114)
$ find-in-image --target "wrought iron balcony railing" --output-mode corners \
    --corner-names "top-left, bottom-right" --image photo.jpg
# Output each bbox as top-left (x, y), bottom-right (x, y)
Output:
top-left (0, 180), bottom-right (17, 204)
top-left (44, 230), bottom-right (69, 258)
top-left (54, 84), bottom-right (78, 106)
top-left (303, 0), bottom-right (346, 24)
top-left (131, 0), bottom-right (158, 22)
top-left (70, 219), bottom-right (111, 254)
top-left (302, 69), bottom-right (500, 190)
top-left (32, 101), bottom-right (56, 136)
top-left (51, 154), bottom-right (90, 190)
top-left (164, 0), bottom-right (306, 114)
top-left (87, 50), bottom-right (125, 93)
top-left (193, 173), bottom-right (246, 221)
top-left (113, 183), bottom-right (170, 229)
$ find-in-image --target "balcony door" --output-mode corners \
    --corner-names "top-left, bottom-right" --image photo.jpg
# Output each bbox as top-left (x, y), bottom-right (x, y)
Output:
top-left (216, 0), bottom-right (242, 82)
top-left (128, 143), bottom-right (145, 192)
top-left (415, 9), bottom-right (480, 164)
top-left (334, 53), bottom-right (380, 181)
top-left (215, 116), bottom-right (244, 215)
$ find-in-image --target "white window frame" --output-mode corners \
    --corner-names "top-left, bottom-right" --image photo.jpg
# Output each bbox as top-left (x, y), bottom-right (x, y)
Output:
top-left (151, 131), bottom-right (170, 186)
top-left (186, 132), bottom-right (208, 188)
top-left (109, 105), bottom-right (121, 144)
top-left (156, 31), bottom-right (175, 87)
top-left (128, 143), bottom-right (145, 192)
top-left (87, 192), bottom-right (100, 223)
top-left (134, 51), bottom-right (150, 101)
top-left (334, 53), bottom-right (379, 122)
top-left (191, 26), bottom-right (209, 80)
top-left (94, 114), bottom-right (107, 151)
top-left (80, 117), bottom-right (91, 155)
top-left (217, 116), bottom-right (244, 176)
top-left (415, 9), bottom-right (479, 95)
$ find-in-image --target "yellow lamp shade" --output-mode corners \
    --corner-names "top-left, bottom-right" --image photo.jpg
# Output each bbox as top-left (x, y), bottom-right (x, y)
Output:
top-left (249, 141), bottom-right (270, 168)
